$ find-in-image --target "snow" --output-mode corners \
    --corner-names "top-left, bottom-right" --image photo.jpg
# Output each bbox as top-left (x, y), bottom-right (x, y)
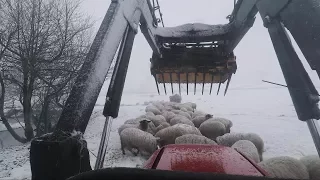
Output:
top-left (0, 122), bottom-right (25, 132)
top-left (154, 23), bottom-right (231, 38)
top-left (0, 84), bottom-right (319, 179)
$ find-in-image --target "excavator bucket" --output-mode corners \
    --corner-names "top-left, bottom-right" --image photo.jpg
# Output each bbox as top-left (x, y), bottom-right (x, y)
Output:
top-left (150, 29), bottom-right (237, 95)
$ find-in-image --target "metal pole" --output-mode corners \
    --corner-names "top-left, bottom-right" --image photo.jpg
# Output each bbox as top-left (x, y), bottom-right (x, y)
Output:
top-left (306, 119), bottom-right (320, 157)
top-left (94, 117), bottom-right (113, 169)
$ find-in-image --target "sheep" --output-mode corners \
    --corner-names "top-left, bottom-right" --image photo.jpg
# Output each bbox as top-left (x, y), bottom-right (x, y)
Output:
top-left (177, 110), bottom-right (192, 120)
top-left (146, 111), bottom-right (155, 117)
top-left (216, 132), bottom-right (264, 161)
top-left (170, 115), bottom-right (195, 126)
top-left (120, 128), bottom-right (160, 156)
top-left (170, 109), bottom-right (181, 114)
top-left (231, 140), bottom-right (260, 163)
top-left (151, 101), bottom-right (165, 112)
top-left (300, 155), bottom-right (320, 180)
top-left (175, 134), bottom-right (217, 145)
top-left (149, 115), bottom-right (167, 127)
top-left (169, 94), bottom-right (182, 103)
top-left (154, 122), bottom-right (171, 133)
top-left (192, 114), bottom-right (213, 128)
top-left (199, 120), bottom-right (226, 140)
top-left (208, 117), bottom-right (233, 133)
top-left (161, 111), bottom-right (176, 122)
top-left (179, 107), bottom-right (193, 117)
top-left (192, 110), bottom-right (206, 118)
top-left (118, 119), bottom-right (155, 135)
top-left (125, 115), bottom-right (154, 125)
top-left (124, 118), bottom-right (140, 124)
top-left (155, 123), bottom-right (202, 147)
top-left (179, 105), bottom-right (193, 112)
top-left (181, 102), bottom-right (196, 111)
top-left (163, 102), bottom-right (178, 110)
top-left (258, 156), bottom-right (309, 179)
top-left (145, 105), bottom-right (161, 115)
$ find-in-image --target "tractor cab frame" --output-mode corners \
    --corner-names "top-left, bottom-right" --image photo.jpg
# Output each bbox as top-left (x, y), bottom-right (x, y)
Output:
top-left (30, 0), bottom-right (320, 180)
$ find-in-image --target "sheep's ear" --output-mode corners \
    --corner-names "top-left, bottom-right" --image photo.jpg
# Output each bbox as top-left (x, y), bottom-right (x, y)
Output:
top-left (139, 119), bottom-right (151, 123)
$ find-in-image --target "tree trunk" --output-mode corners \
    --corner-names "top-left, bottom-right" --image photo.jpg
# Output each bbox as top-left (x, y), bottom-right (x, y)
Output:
top-left (43, 99), bottom-right (49, 133)
top-left (22, 61), bottom-right (35, 140)
top-left (0, 72), bottom-right (27, 143)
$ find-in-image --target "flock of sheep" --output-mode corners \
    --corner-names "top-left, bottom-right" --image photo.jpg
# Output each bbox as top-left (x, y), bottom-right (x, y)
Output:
top-left (118, 94), bottom-right (320, 180)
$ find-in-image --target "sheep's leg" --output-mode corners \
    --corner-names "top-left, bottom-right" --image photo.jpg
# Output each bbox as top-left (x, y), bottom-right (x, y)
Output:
top-left (127, 147), bottom-right (138, 156)
top-left (120, 141), bottom-right (125, 155)
top-left (259, 153), bottom-right (263, 161)
top-left (135, 148), bottom-right (140, 156)
top-left (131, 148), bottom-right (139, 156)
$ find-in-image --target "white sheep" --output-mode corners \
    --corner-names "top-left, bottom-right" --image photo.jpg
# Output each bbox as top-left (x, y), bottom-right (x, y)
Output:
top-left (300, 155), bottom-right (320, 180)
top-left (179, 107), bottom-right (193, 117)
top-left (170, 115), bottom-right (195, 126)
top-left (175, 134), bottom-right (217, 145)
top-left (208, 117), bottom-right (233, 133)
top-left (163, 101), bottom-right (178, 110)
top-left (151, 101), bottom-right (165, 112)
top-left (231, 140), bottom-right (260, 163)
top-left (174, 110), bottom-right (192, 120)
top-left (192, 110), bottom-right (206, 118)
top-left (178, 104), bottom-right (193, 112)
top-left (146, 111), bottom-right (155, 117)
top-left (161, 111), bottom-right (176, 122)
top-left (145, 105), bottom-right (161, 115)
top-left (258, 156), bottom-right (309, 179)
top-left (149, 115), bottom-right (167, 127)
top-left (154, 122), bottom-right (171, 133)
top-left (169, 94), bottom-right (182, 103)
top-left (118, 119), bottom-right (154, 135)
top-left (192, 114), bottom-right (213, 128)
top-left (216, 132), bottom-right (264, 161)
top-left (124, 118), bottom-right (140, 124)
top-left (120, 128), bottom-right (160, 156)
top-left (155, 123), bottom-right (202, 147)
top-left (181, 102), bottom-right (196, 111)
top-left (199, 120), bottom-right (226, 140)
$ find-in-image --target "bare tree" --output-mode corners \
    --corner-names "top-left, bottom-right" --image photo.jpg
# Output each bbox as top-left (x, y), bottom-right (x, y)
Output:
top-left (0, 0), bottom-right (93, 141)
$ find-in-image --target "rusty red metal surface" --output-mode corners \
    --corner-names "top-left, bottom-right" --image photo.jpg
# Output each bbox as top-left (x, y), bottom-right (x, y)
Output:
top-left (144, 144), bottom-right (265, 177)
top-left (143, 148), bottom-right (162, 169)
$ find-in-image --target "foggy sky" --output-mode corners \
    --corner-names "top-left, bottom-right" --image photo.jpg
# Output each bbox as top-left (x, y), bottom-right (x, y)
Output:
top-left (80, 0), bottom-right (320, 94)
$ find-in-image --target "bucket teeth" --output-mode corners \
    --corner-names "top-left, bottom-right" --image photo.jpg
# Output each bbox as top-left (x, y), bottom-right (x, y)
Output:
top-left (217, 72), bottom-right (222, 95)
top-left (210, 73), bottom-right (214, 95)
top-left (224, 73), bottom-right (232, 96)
top-left (194, 73), bottom-right (197, 95)
top-left (169, 72), bottom-right (173, 94)
top-left (186, 72), bottom-right (189, 95)
top-left (178, 73), bottom-right (181, 95)
top-left (154, 75), bottom-right (160, 95)
top-left (202, 72), bottom-right (205, 95)
top-left (161, 72), bottom-right (167, 95)
top-left (153, 71), bottom-right (233, 95)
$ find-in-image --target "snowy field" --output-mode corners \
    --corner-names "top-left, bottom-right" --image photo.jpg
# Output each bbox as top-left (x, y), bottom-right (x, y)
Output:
top-left (1, 0), bottom-right (320, 179)
top-left (0, 85), bottom-right (318, 179)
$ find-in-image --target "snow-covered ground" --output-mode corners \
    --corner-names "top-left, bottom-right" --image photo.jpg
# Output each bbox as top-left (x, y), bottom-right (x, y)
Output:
top-left (1, 85), bottom-right (318, 179)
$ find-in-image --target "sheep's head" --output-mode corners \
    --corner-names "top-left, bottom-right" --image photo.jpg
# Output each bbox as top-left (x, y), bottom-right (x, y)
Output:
top-left (205, 114), bottom-right (213, 119)
top-left (139, 119), bottom-right (151, 129)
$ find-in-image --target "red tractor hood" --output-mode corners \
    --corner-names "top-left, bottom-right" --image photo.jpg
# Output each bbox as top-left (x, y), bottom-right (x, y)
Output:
top-left (144, 144), bottom-right (267, 177)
